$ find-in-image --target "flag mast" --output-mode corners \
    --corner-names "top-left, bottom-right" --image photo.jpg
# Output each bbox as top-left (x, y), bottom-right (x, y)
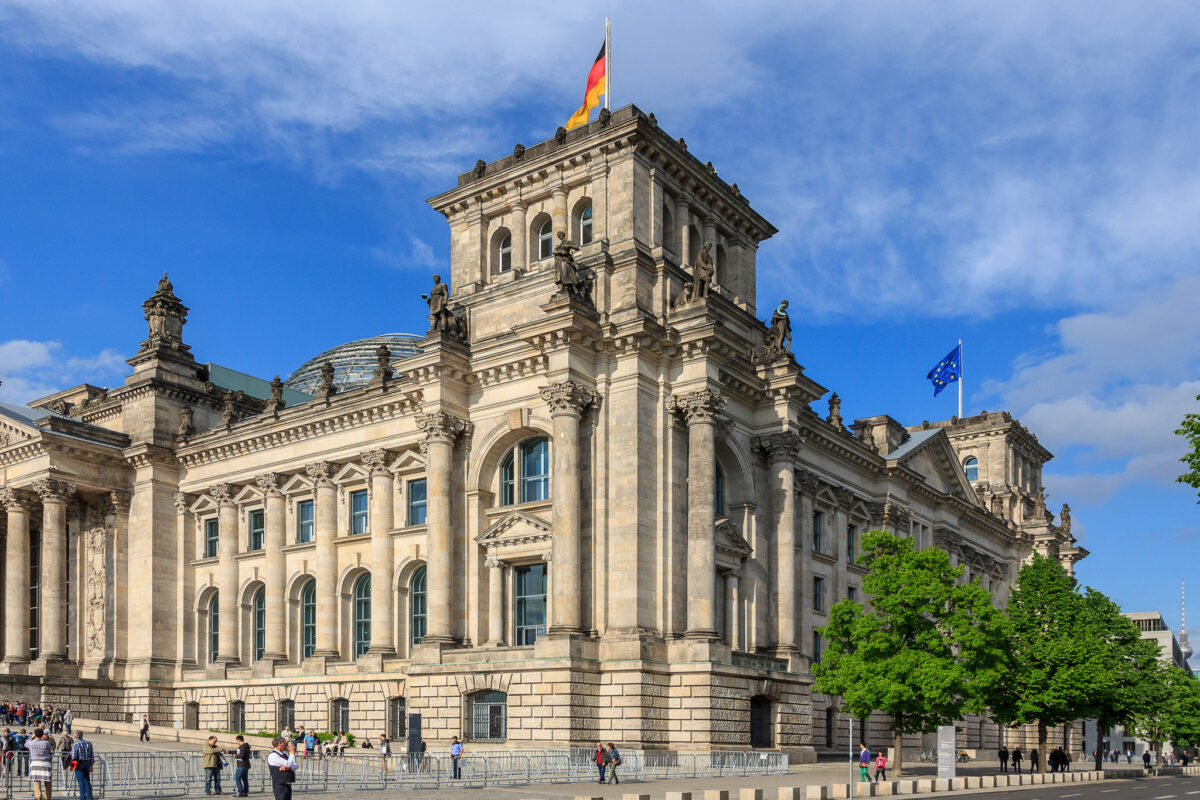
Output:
top-left (957, 338), bottom-right (963, 419)
top-left (604, 18), bottom-right (611, 111)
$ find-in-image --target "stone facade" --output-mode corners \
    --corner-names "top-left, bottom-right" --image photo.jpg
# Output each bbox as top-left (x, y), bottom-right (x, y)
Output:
top-left (0, 105), bottom-right (1084, 756)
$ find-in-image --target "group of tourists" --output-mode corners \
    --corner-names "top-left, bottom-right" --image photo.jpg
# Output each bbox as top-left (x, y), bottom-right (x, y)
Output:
top-left (856, 744), bottom-right (887, 782)
top-left (996, 746), bottom-right (1070, 773)
top-left (1, 725), bottom-right (96, 800)
top-left (593, 742), bottom-right (623, 784)
top-left (0, 704), bottom-right (72, 734)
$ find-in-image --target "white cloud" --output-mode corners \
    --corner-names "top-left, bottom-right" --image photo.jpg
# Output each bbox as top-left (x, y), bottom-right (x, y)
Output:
top-left (367, 235), bottom-right (440, 272)
top-left (0, 339), bottom-right (127, 405)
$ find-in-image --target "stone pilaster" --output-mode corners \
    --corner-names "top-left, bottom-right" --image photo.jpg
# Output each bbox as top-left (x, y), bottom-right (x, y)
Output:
top-left (33, 479), bottom-right (76, 662)
top-left (511, 202), bottom-right (528, 273)
top-left (1, 488), bottom-right (36, 668)
top-left (540, 380), bottom-right (596, 636)
top-left (364, 450), bottom-right (396, 655)
top-left (416, 412), bottom-right (467, 645)
top-left (256, 474), bottom-right (287, 663)
top-left (726, 568), bottom-right (741, 650)
top-left (676, 196), bottom-right (691, 263)
top-left (796, 471), bottom-right (819, 670)
top-left (552, 185), bottom-right (568, 240)
top-left (306, 462), bottom-right (339, 658)
top-left (754, 432), bottom-right (801, 655)
top-left (485, 556), bottom-right (505, 646)
top-left (211, 483), bottom-right (240, 664)
top-left (669, 389), bottom-right (725, 640)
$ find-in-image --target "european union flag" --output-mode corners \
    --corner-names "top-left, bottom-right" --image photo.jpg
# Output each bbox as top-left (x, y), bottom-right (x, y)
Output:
top-left (927, 344), bottom-right (961, 397)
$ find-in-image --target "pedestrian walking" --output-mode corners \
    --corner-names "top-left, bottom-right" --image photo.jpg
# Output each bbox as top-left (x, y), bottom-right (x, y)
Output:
top-left (1012, 747), bottom-right (1023, 772)
top-left (61, 711), bottom-right (72, 737)
top-left (1142, 750), bottom-right (1151, 769)
top-left (203, 735), bottom-right (225, 795)
top-left (233, 735), bottom-right (251, 797)
top-left (449, 736), bottom-right (463, 779)
top-left (69, 731), bottom-right (94, 800)
top-left (267, 737), bottom-right (297, 800)
top-left (998, 746), bottom-right (1008, 773)
top-left (874, 750), bottom-right (887, 782)
top-left (858, 743), bottom-right (870, 782)
top-left (606, 743), bottom-right (621, 785)
top-left (1126, 748), bottom-right (1132, 764)
top-left (140, 714), bottom-right (151, 743)
top-left (594, 742), bottom-right (608, 783)
top-left (26, 728), bottom-right (54, 800)
top-left (378, 735), bottom-right (390, 773)
top-left (1030, 748), bottom-right (1039, 774)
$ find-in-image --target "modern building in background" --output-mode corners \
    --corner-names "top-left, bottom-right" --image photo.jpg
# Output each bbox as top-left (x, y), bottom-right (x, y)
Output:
top-left (0, 106), bottom-right (1083, 757)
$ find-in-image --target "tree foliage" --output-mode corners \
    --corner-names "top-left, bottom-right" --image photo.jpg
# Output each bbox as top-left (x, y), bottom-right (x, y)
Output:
top-left (813, 530), bottom-right (1008, 776)
top-left (1177, 388), bottom-right (1200, 503)
top-left (1128, 663), bottom-right (1200, 761)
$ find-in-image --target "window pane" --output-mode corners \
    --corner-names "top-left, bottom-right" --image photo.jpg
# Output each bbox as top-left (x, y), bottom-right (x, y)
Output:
top-left (298, 500), bottom-right (314, 543)
top-left (580, 205), bottom-right (593, 245)
top-left (813, 576), bottom-right (824, 612)
top-left (538, 220), bottom-right (553, 260)
top-left (408, 479), bottom-right (427, 525)
top-left (514, 563), bottom-right (547, 646)
top-left (847, 525), bottom-right (856, 565)
top-left (301, 581), bottom-right (316, 659)
top-left (964, 457), bottom-right (979, 482)
top-left (499, 452), bottom-right (515, 506)
top-left (521, 438), bottom-right (549, 503)
top-left (205, 518), bottom-right (219, 558)
top-left (249, 510), bottom-right (265, 551)
top-left (354, 574), bottom-right (372, 656)
top-left (499, 235), bottom-right (512, 272)
top-left (209, 593), bottom-right (219, 663)
top-left (351, 489), bottom-right (369, 535)
top-left (812, 511), bottom-right (823, 552)
top-left (411, 567), bottom-right (427, 645)
top-left (471, 692), bottom-right (507, 741)
top-left (253, 588), bottom-right (266, 661)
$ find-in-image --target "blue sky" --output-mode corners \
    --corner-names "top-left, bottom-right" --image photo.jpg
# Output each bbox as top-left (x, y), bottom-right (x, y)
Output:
top-left (1, 1), bottom-right (1197, 658)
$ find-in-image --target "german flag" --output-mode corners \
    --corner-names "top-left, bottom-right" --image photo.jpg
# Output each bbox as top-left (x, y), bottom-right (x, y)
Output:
top-left (566, 43), bottom-right (607, 131)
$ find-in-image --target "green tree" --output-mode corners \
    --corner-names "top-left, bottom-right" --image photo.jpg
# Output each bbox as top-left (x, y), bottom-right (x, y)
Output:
top-left (991, 554), bottom-right (1109, 773)
top-left (813, 530), bottom-right (1008, 777)
top-left (1129, 665), bottom-right (1200, 765)
top-left (1177, 388), bottom-right (1200, 503)
top-left (1079, 588), bottom-right (1162, 771)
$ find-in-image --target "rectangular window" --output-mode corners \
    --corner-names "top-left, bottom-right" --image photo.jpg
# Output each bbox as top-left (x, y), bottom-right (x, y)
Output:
top-left (813, 631), bottom-right (823, 664)
top-left (408, 479), bottom-right (427, 525)
top-left (847, 586), bottom-right (857, 603)
top-left (812, 510), bottom-right (824, 552)
top-left (389, 698), bottom-right (406, 741)
top-left (847, 524), bottom-right (856, 564)
top-left (29, 528), bottom-right (41, 660)
top-left (249, 509), bottom-right (265, 551)
top-left (350, 489), bottom-right (368, 535)
top-left (514, 563), bottom-right (547, 646)
top-left (331, 698), bottom-right (350, 734)
top-left (813, 576), bottom-right (824, 612)
top-left (297, 500), bottom-right (314, 543)
top-left (204, 518), bottom-right (219, 558)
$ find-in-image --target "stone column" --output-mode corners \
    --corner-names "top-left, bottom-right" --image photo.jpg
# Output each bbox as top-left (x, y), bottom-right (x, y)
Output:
top-left (416, 412), bottom-right (467, 645)
top-left (1, 489), bottom-right (34, 666)
top-left (670, 389), bottom-right (725, 640)
top-left (364, 450), bottom-right (396, 655)
top-left (212, 484), bottom-right (240, 663)
top-left (795, 475), bottom-right (818, 667)
top-left (540, 380), bottom-right (595, 636)
top-left (552, 186), bottom-right (568, 239)
top-left (33, 479), bottom-right (75, 662)
top-left (486, 556), bottom-right (505, 646)
top-left (306, 462), bottom-right (340, 658)
top-left (756, 433), bottom-right (801, 655)
top-left (726, 569), bottom-right (740, 650)
top-left (256, 474), bottom-right (287, 662)
top-left (676, 197), bottom-right (691, 263)
top-left (511, 202), bottom-right (528, 272)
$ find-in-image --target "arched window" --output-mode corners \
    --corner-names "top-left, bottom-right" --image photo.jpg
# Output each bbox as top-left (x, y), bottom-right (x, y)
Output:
top-left (715, 463), bottom-right (726, 516)
top-left (353, 573), bottom-right (372, 657)
top-left (300, 580), bottom-right (316, 660)
top-left (750, 696), bottom-right (773, 748)
top-left (411, 567), bottom-right (427, 645)
top-left (208, 593), bottom-right (219, 663)
top-left (229, 700), bottom-right (245, 733)
top-left (964, 456), bottom-right (979, 482)
top-left (252, 586), bottom-right (266, 661)
top-left (498, 437), bottom-right (550, 506)
top-left (578, 204), bottom-right (593, 245)
top-left (469, 691), bottom-right (507, 741)
top-left (537, 218), bottom-right (553, 260)
top-left (498, 233), bottom-right (512, 272)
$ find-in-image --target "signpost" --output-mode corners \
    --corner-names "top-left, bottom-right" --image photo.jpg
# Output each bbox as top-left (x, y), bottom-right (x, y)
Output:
top-left (937, 725), bottom-right (957, 780)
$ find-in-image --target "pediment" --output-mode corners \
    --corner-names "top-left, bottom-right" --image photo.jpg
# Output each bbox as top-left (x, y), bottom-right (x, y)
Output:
top-left (906, 451), bottom-right (949, 493)
top-left (189, 494), bottom-right (217, 515)
top-left (887, 430), bottom-right (977, 504)
top-left (333, 462), bottom-right (368, 484)
top-left (234, 484), bottom-right (263, 505)
top-left (716, 517), bottom-right (753, 559)
top-left (389, 449), bottom-right (426, 474)
top-left (476, 510), bottom-right (553, 546)
top-left (0, 416), bottom-right (38, 448)
top-left (281, 474), bottom-right (313, 495)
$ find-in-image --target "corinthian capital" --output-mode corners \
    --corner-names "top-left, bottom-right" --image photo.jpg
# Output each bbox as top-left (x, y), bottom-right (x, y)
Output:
top-left (361, 449), bottom-right (393, 476)
top-left (539, 381), bottom-right (597, 419)
top-left (0, 488), bottom-right (36, 512)
top-left (110, 490), bottom-right (132, 516)
top-left (32, 478), bottom-right (77, 504)
top-left (752, 432), bottom-right (803, 461)
top-left (668, 389), bottom-right (726, 426)
top-left (209, 483), bottom-right (236, 505)
top-left (416, 411), bottom-right (467, 444)
top-left (174, 491), bottom-right (196, 512)
top-left (305, 462), bottom-right (334, 487)
top-left (255, 473), bottom-right (284, 497)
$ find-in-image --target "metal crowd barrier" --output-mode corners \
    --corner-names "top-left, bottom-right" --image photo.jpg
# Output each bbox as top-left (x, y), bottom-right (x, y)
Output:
top-left (0, 748), bottom-right (788, 797)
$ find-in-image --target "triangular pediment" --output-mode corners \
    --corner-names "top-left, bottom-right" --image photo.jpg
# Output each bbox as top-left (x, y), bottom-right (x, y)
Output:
top-left (907, 450), bottom-right (949, 493)
top-left (476, 510), bottom-right (553, 546)
top-left (389, 449), bottom-right (426, 474)
top-left (189, 494), bottom-right (217, 515)
top-left (281, 474), bottom-right (314, 495)
top-left (333, 462), bottom-right (368, 484)
top-left (886, 429), bottom-right (977, 505)
top-left (716, 517), bottom-right (753, 559)
top-left (0, 415), bottom-right (39, 448)
top-left (234, 484), bottom-right (263, 505)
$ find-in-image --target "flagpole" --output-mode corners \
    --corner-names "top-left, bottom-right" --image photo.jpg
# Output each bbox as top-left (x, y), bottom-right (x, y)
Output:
top-left (604, 17), bottom-right (611, 111)
top-left (957, 338), bottom-right (963, 419)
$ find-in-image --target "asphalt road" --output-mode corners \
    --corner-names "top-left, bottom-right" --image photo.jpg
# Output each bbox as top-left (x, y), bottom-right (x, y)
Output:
top-left (958, 772), bottom-right (1199, 800)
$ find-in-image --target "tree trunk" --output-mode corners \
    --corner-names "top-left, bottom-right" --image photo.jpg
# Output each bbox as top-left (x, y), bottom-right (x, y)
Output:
top-left (1094, 715), bottom-right (1106, 772)
top-left (893, 721), bottom-right (904, 779)
top-left (1037, 720), bottom-right (1048, 774)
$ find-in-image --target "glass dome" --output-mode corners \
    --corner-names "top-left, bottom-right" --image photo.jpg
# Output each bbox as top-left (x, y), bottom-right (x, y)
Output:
top-left (285, 333), bottom-right (423, 396)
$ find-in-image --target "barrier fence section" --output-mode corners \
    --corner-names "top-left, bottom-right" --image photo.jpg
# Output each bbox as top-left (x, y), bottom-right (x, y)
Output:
top-left (0, 748), bottom-right (789, 797)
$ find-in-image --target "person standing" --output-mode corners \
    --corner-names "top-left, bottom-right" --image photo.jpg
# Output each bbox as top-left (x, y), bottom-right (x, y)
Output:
top-left (378, 735), bottom-right (390, 774)
top-left (874, 750), bottom-right (887, 782)
top-left (61, 711), bottom-right (72, 737)
top-left (858, 743), bottom-right (871, 782)
top-left (26, 728), bottom-right (54, 800)
top-left (267, 738), bottom-right (298, 800)
top-left (69, 731), bottom-right (94, 800)
top-left (1126, 748), bottom-right (1132, 764)
top-left (139, 715), bottom-right (150, 743)
top-left (449, 737), bottom-right (463, 779)
top-left (203, 735), bottom-right (224, 795)
top-left (998, 746), bottom-right (1009, 773)
top-left (1142, 750), bottom-right (1151, 769)
top-left (233, 735), bottom-right (251, 797)
top-left (594, 742), bottom-right (608, 784)
top-left (1012, 747), bottom-right (1023, 773)
top-left (15, 728), bottom-right (29, 776)
top-left (606, 743), bottom-right (621, 785)
top-left (57, 732), bottom-right (72, 772)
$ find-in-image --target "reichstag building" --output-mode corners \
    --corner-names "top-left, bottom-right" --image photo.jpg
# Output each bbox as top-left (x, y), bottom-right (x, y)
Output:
top-left (0, 105), bottom-right (1084, 758)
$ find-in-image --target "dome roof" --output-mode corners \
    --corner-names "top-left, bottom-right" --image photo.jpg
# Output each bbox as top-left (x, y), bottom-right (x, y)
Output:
top-left (285, 333), bottom-right (423, 396)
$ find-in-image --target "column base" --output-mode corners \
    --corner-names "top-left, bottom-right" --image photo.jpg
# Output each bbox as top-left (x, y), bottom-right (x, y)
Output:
top-left (1, 658), bottom-right (30, 675)
top-left (547, 624), bottom-right (583, 637)
top-left (683, 628), bottom-right (719, 641)
top-left (366, 645), bottom-right (396, 656)
top-left (310, 648), bottom-right (341, 658)
top-left (28, 657), bottom-right (76, 678)
top-left (420, 634), bottom-right (456, 646)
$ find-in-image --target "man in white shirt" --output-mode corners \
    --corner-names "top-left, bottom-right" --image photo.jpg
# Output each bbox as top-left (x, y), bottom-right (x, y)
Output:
top-left (267, 738), bottom-right (298, 800)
